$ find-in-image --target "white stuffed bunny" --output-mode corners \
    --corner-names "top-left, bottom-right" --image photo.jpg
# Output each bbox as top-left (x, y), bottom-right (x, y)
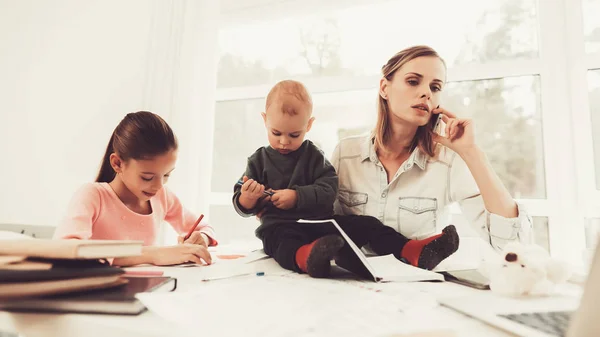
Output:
top-left (485, 242), bottom-right (572, 297)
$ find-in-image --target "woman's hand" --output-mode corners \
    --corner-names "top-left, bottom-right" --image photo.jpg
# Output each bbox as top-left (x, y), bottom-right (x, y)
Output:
top-left (177, 231), bottom-right (210, 248)
top-left (432, 106), bottom-right (478, 155)
top-left (148, 244), bottom-right (212, 266)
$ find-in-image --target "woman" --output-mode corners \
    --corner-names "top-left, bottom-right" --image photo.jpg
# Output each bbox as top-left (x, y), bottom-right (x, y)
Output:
top-left (331, 45), bottom-right (533, 251)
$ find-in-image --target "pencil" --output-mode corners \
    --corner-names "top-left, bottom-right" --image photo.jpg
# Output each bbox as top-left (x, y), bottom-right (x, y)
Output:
top-left (184, 214), bottom-right (204, 241)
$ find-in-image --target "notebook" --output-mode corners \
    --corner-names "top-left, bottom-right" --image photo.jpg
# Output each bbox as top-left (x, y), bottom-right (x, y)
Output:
top-left (297, 219), bottom-right (444, 282)
top-left (0, 239), bottom-right (143, 259)
top-left (0, 276), bottom-right (177, 315)
top-left (0, 261), bottom-right (125, 298)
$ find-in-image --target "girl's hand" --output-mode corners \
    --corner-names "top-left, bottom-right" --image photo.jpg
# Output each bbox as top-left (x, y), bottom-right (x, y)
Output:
top-left (177, 231), bottom-right (209, 248)
top-left (271, 189), bottom-right (297, 210)
top-left (149, 244), bottom-right (212, 266)
top-left (432, 106), bottom-right (478, 155)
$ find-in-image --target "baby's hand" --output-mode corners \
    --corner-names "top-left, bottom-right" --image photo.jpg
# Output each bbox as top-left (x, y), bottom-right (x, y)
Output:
top-left (271, 189), bottom-right (297, 210)
top-left (150, 244), bottom-right (212, 266)
top-left (239, 176), bottom-right (266, 201)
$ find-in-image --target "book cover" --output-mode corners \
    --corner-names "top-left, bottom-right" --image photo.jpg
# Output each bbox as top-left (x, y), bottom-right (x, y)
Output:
top-left (0, 276), bottom-right (177, 315)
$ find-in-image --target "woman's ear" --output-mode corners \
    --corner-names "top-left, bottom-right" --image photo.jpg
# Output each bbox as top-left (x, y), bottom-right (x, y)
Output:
top-left (379, 77), bottom-right (388, 100)
top-left (109, 153), bottom-right (124, 174)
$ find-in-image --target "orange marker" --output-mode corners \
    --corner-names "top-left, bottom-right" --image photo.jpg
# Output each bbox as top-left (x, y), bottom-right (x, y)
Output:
top-left (184, 214), bottom-right (204, 241)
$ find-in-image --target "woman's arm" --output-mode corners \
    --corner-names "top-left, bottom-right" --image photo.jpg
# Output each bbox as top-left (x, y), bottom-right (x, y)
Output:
top-left (432, 107), bottom-right (517, 217)
top-left (434, 107), bottom-right (533, 249)
top-left (460, 147), bottom-right (518, 218)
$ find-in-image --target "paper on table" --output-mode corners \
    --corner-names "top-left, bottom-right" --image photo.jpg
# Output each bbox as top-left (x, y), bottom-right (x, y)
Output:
top-left (137, 276), bottom-right (410, 336)
top-left (0, 231), bottom-right (33, 240)
top-left (433, 237), bottom-right (486, 272)
top-left (198, 254), bottom-right (292, 281)
top-left (366, 255), bottom-right (444, 282)
top-left (298, 219), bottom-right (443, 282)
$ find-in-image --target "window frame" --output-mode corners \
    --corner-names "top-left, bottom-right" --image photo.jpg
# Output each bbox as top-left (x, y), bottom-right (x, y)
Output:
top-left (208, 0), bottom-right (591, 263)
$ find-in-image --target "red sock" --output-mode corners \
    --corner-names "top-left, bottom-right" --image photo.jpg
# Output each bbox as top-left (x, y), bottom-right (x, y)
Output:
top-left (295, 240), bottom-right (318, 273)
top-left (400, 233), bottom-right (443, 267)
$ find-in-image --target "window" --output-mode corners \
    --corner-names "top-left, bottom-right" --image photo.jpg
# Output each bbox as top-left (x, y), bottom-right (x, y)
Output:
top-left (217, 0), bottom-right (538, 88)
top-left (582, 0), bottom-right (600, 54)
top-left (443, 76), bottom-right (545, 199)
top-left (532, 217), bottom-right (549, 252)
top-left (207, 0), bottom-right (588, 261)
top-left (589, 70), bottom-right (600, 189)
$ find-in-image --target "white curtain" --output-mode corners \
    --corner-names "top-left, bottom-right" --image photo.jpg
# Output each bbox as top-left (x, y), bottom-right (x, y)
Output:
top-left (141, 0), bottom-right (220, 244)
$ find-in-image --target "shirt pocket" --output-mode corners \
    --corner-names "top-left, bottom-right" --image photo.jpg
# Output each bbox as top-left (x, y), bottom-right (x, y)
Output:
top-left (397, 197), bottom-right (437, 239)
top-left (337, 190), bottom-right (368, 215)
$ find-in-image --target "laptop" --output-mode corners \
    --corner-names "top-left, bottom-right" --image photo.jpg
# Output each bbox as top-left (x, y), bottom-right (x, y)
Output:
top-left (439, 243), bottom-right (600, 337)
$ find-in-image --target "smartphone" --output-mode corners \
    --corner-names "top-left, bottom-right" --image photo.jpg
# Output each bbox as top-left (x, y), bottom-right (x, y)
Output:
top-left (440, 269), bottom-right (490, 290)
top-left (433, 113), bottom-right (443, 134)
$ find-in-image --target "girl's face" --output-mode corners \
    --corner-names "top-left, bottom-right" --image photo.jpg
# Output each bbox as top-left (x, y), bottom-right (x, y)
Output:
top-left (111, 150), bottom-right (178, 201)
top-left (380, 56), bottom-right (446, 127)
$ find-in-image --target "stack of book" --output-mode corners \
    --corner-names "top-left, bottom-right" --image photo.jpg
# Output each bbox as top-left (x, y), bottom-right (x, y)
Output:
top-left (0, 236), bottom-right (175, 315)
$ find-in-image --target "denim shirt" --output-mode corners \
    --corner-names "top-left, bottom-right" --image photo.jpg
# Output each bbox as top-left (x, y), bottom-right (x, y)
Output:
top-left (331, 135), bottom-right (533, 252)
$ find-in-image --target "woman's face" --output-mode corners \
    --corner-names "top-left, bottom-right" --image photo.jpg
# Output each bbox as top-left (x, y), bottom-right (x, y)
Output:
top-left (380, 56), bottom-right (446, 127)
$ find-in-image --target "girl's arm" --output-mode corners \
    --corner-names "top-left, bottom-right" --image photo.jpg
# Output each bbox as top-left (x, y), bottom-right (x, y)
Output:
top-left (113, 245), bottom-right (212, 266)
top-left (112, 247), bottom-right (157, 266)
top-left (163, 187), bottom-right (218, 246)
top-left (53, 183), bottom-right (100, 240)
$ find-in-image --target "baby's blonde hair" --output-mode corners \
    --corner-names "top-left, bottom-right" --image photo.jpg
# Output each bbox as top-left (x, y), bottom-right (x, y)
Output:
top-left (265, 80), bottom-right (313, 116)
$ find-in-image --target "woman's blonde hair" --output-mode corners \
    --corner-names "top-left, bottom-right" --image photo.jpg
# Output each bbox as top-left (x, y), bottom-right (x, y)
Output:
top-left (374, 45), bottom-right (446, 157)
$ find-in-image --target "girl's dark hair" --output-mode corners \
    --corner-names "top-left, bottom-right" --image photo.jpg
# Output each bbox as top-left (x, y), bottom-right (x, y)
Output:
top-left (95, 111), bottom-right (178, 183)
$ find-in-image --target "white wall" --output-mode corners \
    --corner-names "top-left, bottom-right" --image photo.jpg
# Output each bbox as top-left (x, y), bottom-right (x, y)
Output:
top-left (0, 0), bottom-right (219, 231)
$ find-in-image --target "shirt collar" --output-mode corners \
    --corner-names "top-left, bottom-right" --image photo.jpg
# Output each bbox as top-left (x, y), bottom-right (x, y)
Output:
top-left (408, 147), bottom-right (428, 170)
top-left (360, 135), bottom-right (376, 163)
top-left (361, 135), bottom-right (428, 170)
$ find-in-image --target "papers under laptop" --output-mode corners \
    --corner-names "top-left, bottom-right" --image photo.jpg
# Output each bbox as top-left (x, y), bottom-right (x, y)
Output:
top-left (297, 219), bottom-right (445, 282)
top-left (439, 242), bottom-right (600, 337)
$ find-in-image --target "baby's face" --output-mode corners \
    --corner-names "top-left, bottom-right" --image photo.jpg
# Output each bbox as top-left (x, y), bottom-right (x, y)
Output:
top-left (262, 102), bottom-right (313, 154)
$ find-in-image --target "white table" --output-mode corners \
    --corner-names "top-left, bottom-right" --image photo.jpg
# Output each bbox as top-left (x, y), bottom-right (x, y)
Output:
top-left (0, 244), bottom-right (578, 337)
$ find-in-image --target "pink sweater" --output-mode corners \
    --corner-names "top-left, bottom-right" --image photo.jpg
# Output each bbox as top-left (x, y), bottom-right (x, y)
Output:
top-left (54, 182), bottom-right (217, 246)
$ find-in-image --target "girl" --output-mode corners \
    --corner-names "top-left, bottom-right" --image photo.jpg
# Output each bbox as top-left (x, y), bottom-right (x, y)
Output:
top-left (54, 111), bottom-right (216, 266)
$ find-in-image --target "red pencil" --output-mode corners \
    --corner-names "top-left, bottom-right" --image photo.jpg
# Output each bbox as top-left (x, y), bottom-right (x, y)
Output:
top-left (184, 214), bottom-right (204, 241)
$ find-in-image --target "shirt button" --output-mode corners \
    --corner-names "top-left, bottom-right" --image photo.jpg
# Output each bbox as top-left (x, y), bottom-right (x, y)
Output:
top-left (413, 206), bottom-right (418, 210)
top-left (140, 222), bottom-right (145, 226)
top-left (121, 215), bottom-right (126, 220)
top-left (381, 192), bottom-right (387, 198)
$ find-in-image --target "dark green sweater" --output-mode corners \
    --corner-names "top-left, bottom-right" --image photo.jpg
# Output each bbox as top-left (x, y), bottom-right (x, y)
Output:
top-left (232, 140), bottom-right (338, 238)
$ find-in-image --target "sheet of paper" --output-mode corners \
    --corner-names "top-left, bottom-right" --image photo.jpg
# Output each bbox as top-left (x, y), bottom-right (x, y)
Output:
top-left (0, 231), bottom-right (33, 240)
top-left (433, 237), bottom-right (486, 272)
top-left (367, 255), bottom-right (444, 282)
top-left (137, 276), bottom-right (418, 336)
